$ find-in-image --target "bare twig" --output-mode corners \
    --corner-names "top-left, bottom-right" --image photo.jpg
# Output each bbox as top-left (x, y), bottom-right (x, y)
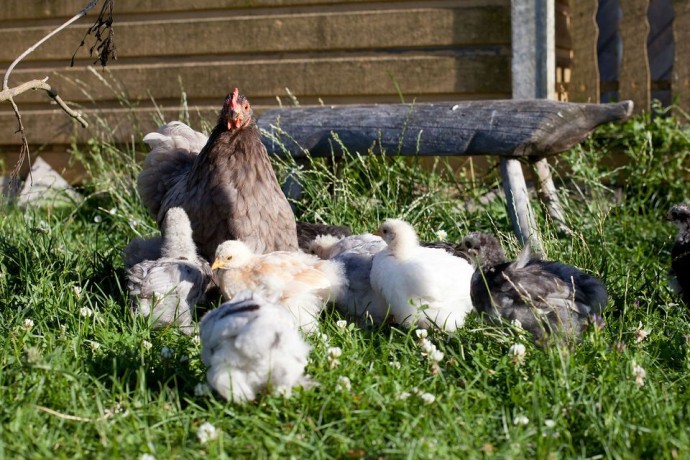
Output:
top-left (1, 0), bottom-right (101, 193)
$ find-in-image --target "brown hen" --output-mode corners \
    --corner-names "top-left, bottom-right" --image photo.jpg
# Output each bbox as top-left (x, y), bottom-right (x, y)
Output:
top-left (137, 88), bottom-right (299, 260)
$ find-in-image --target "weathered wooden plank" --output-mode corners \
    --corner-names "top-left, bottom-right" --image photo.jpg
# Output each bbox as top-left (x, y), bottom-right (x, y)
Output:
top-left (0, 7), bottom-right (510, 63)
top-left (0, 0), bottom-right (509, 20)
top-left (258, 100), bottom-right (634, 158)
top-left (619, 0), bottom-right (650, 113)
top-left (512, 0), bottom-right (555, 99)
top-left (530, 157), bottom-right (570, 234)
top-left (7, 54), bottom-right (510, 104)
top-left (568, 0), bottom-right (599, 103)
top-left (672, 0), bottom-right (690, 113)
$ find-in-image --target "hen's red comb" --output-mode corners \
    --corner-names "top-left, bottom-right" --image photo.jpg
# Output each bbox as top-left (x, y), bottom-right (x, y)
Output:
top-left (230, 87), bottom-right (240, 110)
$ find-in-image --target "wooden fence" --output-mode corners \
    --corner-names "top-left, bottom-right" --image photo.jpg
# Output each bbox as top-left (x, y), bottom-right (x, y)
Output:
top-left (0, 0), bottom-right (512, 180)
top-left (0, 0), bottom-right (687, 181)
top-left (567, 0), bottom-right (689, 114)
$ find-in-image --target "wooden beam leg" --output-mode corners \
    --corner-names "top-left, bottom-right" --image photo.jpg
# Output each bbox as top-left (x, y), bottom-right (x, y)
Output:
top-left (500, 158), bottom-right (543, 254)
top-left (530, 157), bottom-right (572, 235)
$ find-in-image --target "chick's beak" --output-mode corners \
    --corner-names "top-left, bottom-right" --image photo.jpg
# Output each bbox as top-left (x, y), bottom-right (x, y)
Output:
top-left (211, 258), bottom-right (223, 271)
top-left (372, 229), bottom-right (382, 237)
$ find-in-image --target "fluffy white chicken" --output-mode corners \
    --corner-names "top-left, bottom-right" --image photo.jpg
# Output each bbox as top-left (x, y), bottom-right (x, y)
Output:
top-left (211, 240), bottom-right (346, 332)
top-left (126, 207), bottom-right (212, 333)
top-left (200, 291), bottom-right (312, 403)
top-left (309, 233), bottom-right (389, 324)
top-left (370, 219), bottom-right (475, 331)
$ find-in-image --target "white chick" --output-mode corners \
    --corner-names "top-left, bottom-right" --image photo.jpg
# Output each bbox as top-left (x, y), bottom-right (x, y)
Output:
top-left (127, 207), bottom-right (212, 333)
top-left (309, 233), bottom-right (389, 324)
top-left (200, 291), bottom-right (312, 403)
top-left (370, 219), bottom-right (475, 331)
top-left (211, 240), bottom-right (346, 333)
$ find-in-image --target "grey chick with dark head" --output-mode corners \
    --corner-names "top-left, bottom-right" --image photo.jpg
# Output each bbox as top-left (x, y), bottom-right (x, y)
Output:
top-left (464, 232), bottom-right (608, 343)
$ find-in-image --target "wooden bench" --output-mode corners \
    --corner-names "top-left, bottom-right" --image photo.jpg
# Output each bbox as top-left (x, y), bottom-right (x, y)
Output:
top-left (258, 99), bottom-right (634, 252)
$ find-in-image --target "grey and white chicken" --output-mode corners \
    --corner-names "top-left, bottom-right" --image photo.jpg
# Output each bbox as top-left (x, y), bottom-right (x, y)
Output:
top-left (127, 207), bottom-right (212, 333)
top-left (464, 232), bottom-right (608, 342)
top-left (199, 291), bottom-right (312, 403)
top-left (370, 219), bottom-right (475, 331)
top-left (211, 240), bottom-right (346, 333)
top-left (309, 233), bottom-right (389, 324)
top-left (668, 203), bottom-right (690, 305)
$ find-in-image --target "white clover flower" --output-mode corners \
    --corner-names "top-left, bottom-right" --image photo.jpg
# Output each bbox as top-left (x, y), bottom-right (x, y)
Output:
top-left (420, 392), bottom-right (436, 404)
top-left (419, 338), bottom-right (436, 354)
top-left (632, 363), bottom-right (646, 387)
top-left (317, 332), bottom-right (330, 343)
top-left (108, 207), bottom-right (117, 215)
top-left (160, 346), bottom-right (174, 359)
top-left (635, 322), bottom-right (650, 343)
top-left (336, 320), bottom-right (348, 329)
top-left (129, 219), bottom-right (139, 229)
top-left (513, 415), bottom-right (529, 426)
top-left (194, 383), bottom-right (211, 396)
top-left (398, 391), bottom-right (411, 400)
top-left (79, 307), bottom-right (94, 318)
top-left (415, 329), bottom-right (428, 339)
top-left (544, 419), bottom-right (556, 428)
top-left (72, 286), bottom-right (82, 299)
top-left (89, 341), bottom-right (101, 351)
top-left (435, 229), bottom-right (448, 241)
top-left (139, 454), bottom-right (156, 460)
top-left (511, 319), bottom-right (523, 329)
top-left (197, 422), bottom-right (220, 444)
top-left (327, 347), bottom-right (342, 358)
top-left (142, 340), bottom-right (153, 351)
top-left (327, 347), bottom-right (342, 368)
top-left (336, 376), bottom-right (351, 392)
top-left (429, 349), bottom-right (444, 363)
top-left (508, 343), bottom-right (527, 365)
top-left (389, 360), bottom-right (401, 369)
top-left (23, 318), bottom-right (34, 331)
top-left (93, 215), bottom-right (102, 223)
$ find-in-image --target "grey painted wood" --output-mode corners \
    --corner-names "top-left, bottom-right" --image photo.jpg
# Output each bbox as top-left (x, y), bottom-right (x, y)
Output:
top-left (500, 158), bottom-right (542, 254)
top-left (511, 0), bottom-right (555, 100)
top-left (259, 100), bottom-right (633, 159)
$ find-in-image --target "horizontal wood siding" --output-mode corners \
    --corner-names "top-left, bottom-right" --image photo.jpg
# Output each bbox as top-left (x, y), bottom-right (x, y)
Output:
top-left (0, 0), bottom-right (511, 174)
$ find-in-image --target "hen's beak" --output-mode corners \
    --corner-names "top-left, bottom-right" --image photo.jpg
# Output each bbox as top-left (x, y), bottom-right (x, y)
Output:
top-left (211, 258), bottom-right (223, 271)
top-left (227, 111), bottom-right (243, 130)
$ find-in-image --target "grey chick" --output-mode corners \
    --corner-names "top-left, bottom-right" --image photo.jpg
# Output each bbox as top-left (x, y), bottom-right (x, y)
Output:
top-left (464, 232), bottom-right (608, 343)
top-left (127, 207), bottom-right (212, 333)
top-left (309, 233), bottom-right (389, 324)
top-left (200, 291), bottom-right (312, 403)
top-left (668, 203), bottom-right (690, 305)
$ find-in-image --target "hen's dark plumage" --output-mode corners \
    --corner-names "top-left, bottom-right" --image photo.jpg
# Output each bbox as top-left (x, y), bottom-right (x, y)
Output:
top-left (465, 232), bottom-right (608, 342)
top-left (138, 89), bottom-right (298, 261)
top-left (668, 203), bottom-right (690, 304)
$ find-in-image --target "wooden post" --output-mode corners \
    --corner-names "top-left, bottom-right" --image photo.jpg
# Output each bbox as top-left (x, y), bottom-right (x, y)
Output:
top-left (501, 158), bottom-right (541, 252)
top-left (510, 0), bottom-right (556, 252)
top-left (619, 0), bottom-right (651, 114)
top-left (512, 0), bottom-right (556, 100)
top-left (672, 0), bottom-right (690, 115)
top-left (568, 0), bottom-right (600, 103)
top-left (531, 158), bottom-right (571, 235)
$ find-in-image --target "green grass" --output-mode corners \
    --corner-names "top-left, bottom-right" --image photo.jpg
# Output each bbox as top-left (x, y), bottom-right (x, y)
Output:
top-left (2, 108), bottom-right (690, 459)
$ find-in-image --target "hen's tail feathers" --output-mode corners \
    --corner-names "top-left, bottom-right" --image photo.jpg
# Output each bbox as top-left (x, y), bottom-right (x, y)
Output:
top-left (138, 124), bottom-right (204, 220)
